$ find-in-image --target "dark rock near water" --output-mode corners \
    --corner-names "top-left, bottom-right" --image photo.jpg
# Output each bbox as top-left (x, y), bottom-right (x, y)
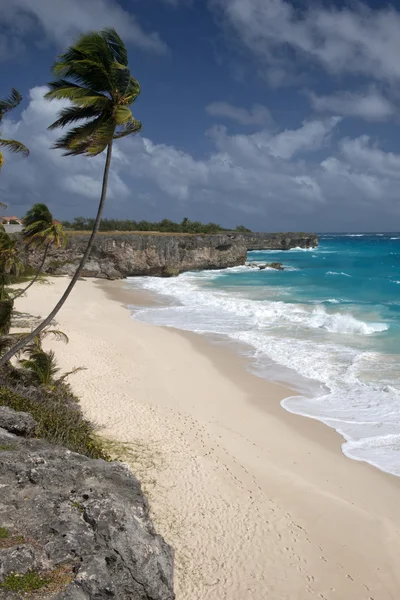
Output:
top-left (22, 232), bottom-right (317, 279)
top-left (266, 262), bottom-right (284, 271)
top-left (247, 262), bottom-right (284, 271)
top-left (0, 409), bottom-right (174, 600)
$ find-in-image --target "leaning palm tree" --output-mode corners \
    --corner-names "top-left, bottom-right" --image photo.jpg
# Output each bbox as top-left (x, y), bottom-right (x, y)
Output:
top-left (0, 232), bottom-right (24, 335)
top-left (0, 89), bottom-right (29, 169)
top-left (0, 28), bottom-right (141, 365)
top-left (13, 204), bottom-right (67, 300)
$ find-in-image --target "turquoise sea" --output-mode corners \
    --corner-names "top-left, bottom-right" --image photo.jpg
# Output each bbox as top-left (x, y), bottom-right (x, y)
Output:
top-left (128, 233), bottom-right (400, 476)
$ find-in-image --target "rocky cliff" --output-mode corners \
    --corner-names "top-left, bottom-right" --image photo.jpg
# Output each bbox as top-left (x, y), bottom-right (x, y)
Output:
top-left (24, 232), bottom-right (318, 279)
top-left (241, 232), bottom-right (318, 251)
top-left (0, 407), bottom-right (175, 600)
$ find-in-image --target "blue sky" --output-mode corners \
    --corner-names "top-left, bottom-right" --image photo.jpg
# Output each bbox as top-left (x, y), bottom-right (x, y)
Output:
top-left (1, 0), bottom-right (400, 232)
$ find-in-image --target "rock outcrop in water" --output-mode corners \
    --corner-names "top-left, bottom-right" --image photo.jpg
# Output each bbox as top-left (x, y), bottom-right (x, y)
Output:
top-left (24, 232), bottom-right (317, 279)
top-left (0, 408), bottom-right (175, 600)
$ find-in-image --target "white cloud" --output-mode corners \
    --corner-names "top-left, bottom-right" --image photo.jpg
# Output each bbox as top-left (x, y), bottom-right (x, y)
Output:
top-left (307, 89), bottom-right (395, 122)
top-left (211, 0), bottom-right (400, 84)
top-left (2, 86), bottom-right (400, 231)
top-left (339, 136), bottom-right (400, 179)
top-left (206, 102), bottom-right (273, 126)
top-left (0, 0), bottom-right (167, 54)
top-left (0, 87), bottom-right (130, 214)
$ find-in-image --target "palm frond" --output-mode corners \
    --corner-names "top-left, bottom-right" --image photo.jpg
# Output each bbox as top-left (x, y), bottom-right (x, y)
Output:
top-left (0, 236), bottom-right (24, 276)
top-left (86, 119), bottom-right (116, 156)
top-left (1, 328), bottom-right (69, 359)
top-left (24, 203), bottom-right (53, 227)
top-left (23, 220), bottom-right (68, 250)
top-left (52, 115), bottom-right (107, 156)
top-left (125, 77), bottom-right (141, 103)
top-left (61, 31), bottom-right (113, 70)
top-left (110, 63), bottom-right (131, 95)
top-left (114, 106), bottom-right (133, 125)
top-left (102, 28), bottom-right (128, 66)
top-left (42, 329), bottom-right (69, 344)
top-left (0, 89), bottom-right (23, 116)
top-left (46, 81), bottom-right (110, 107)
top-left (0, 139), bottom-right (29, 157)
top-left (53, 58), bottom-right (112, 93)
top-left (48, 105), bottom-right (103, 130)
top-left (22, 329), bottom-right (69, 356)
top-left (56, 366), bottom-right (86, 384)
top-left (19, 348), bottom-right (60, 386)
top-left (114, 119), bottom-right (142, 139)
top-left (0, 201), bottom-right (7, 209)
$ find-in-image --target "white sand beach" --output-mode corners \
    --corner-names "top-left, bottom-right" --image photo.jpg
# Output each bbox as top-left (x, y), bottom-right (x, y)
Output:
top-left (14, 276), bottom-right (400, 600)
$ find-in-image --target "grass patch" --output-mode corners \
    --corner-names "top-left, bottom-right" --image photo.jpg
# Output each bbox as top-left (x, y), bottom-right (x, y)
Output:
top-left (0, 385), bottom-right (108, 460)
top-left (70, 501), bottom-right (83, 513)
top-left (1, 571), bottom-right (50, 593)
top-left (0, 563), bottom-right (75, 596)
top-left (0, 444), bottom-right (16, 451)
top-left (0, 527), bottom-right (9, 539)
top-left (0, 536), bottom-right (25, 550)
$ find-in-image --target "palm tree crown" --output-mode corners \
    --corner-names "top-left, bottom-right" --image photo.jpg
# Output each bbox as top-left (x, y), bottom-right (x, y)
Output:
top-left (11, 203), bottom-right (67, 301)
top-left (0, 89), bottom-right (29, 168)
top-left (45, 28), bottom-right (142, 155)
top-left (22, 203), bottom-right (67, 251)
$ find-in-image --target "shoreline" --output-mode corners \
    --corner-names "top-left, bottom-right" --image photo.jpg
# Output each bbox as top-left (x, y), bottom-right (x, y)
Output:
top-left (13, 276), bottom-right (400, 599)
top-left (102, 279), bottom-right (347, 461)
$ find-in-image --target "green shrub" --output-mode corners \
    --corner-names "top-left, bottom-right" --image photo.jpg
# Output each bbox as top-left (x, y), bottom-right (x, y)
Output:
top-left (0, 385), bottom-right (108, 460)
top-left (0, 527), bottom-right (9, 539)
top-left (1, 571), bottom-right (49, 592)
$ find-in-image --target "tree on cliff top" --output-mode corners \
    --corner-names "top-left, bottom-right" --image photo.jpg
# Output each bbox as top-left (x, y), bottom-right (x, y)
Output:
top-left (0, 28), bottom-right (142, 365)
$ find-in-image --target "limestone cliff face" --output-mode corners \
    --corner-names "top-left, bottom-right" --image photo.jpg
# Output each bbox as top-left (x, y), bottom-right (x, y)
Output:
top-left (242, 232), bottom-right (319, 251)
top-left (25, 232), bottom-right (318, 279)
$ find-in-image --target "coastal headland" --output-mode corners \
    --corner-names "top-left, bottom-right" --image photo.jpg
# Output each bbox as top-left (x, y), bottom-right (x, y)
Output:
top-left (23, 231), bottom-right (318, 279)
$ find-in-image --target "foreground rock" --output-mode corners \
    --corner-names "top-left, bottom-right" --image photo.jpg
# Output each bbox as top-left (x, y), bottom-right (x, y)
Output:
top-left (0, 406), bottom-right (36, 436)
top-left (22, 232), bottom-right (317, 279)
top-left (0, 410), bottom-right (174, 600)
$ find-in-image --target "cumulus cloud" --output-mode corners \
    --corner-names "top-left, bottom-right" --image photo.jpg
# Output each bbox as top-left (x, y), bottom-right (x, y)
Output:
top-left (1, 87), bottom-right (400, 231)
top-left (211, 0), bottom-right (400, 84)
top-left (0, 87), bottom-right (131, 214)
top-left (206, 102), bottom-right (273, 126)
top-left (0, 0), bottom-right (167, 54)
top-left (307, 89), bottom-right (395, 122)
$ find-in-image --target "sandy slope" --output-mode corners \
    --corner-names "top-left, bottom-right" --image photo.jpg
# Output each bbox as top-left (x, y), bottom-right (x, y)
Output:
top-left (14, 276), bottom-right (400, 600)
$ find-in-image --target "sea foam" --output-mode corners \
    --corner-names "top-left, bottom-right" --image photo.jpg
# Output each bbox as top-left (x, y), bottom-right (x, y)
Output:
top-left (127, 260), bottom-right (399, 476)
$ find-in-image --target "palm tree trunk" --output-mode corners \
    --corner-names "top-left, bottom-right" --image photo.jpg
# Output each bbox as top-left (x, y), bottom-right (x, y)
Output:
top-left (13, 242), bottom-right (51, 300)
top-left (0, 141), bottom-right (113, 365)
